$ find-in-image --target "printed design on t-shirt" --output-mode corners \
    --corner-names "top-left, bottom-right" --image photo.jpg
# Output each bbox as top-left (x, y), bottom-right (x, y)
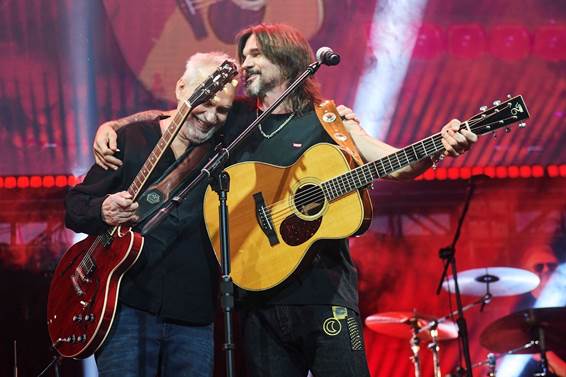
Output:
top-left (322, 306), bottom-right (348, 336)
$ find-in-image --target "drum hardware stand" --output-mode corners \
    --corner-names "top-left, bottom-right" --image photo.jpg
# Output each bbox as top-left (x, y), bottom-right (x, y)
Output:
top-left (427, 324), bottom-right (442, 377)
top-left (486, 353), bottom-right (496, 377)
top-left (471, 353), bottom-right (497, 377)
top-left (409, 318), bottom-right (422, 377)
top-left (530, 312), bottom-right (549, 377)
top-left (435, 177), bottom-right (479, 377)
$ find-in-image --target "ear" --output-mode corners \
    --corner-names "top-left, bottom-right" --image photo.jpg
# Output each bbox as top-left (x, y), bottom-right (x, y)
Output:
top-left (175, 78), bottom-right (185, 101)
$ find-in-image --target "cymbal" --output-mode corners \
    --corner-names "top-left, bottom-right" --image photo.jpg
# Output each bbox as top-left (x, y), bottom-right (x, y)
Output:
top-left (480, 307), bottom-right (566, 354)
top-left (365, 311), bottom-right (458, 342)
top-left (442, 267), bottom-right (539, 296)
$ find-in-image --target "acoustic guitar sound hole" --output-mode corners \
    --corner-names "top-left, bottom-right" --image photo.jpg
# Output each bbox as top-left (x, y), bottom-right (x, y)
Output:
top-left (280, 183), bottom-right (325, 246)
top-left (294, 184), bottom-right (325, 217)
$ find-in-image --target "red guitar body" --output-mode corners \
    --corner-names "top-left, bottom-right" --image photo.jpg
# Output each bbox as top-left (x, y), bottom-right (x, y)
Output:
top-left (47, 226), bottom-right (144, 358)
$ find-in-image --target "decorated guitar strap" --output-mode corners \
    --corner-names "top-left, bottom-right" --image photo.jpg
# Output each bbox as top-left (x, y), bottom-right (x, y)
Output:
top-left (315, 100), bottom-right (364, 166)
top-left (136, 141), bottom-right (212, 223)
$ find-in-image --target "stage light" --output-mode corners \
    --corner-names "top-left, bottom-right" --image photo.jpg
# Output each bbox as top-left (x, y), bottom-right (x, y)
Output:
top-left (532, 165), bottom-right (544, 178)
top-left (495, 166), bottom-right (508, 179)
top-left (448, 24), bottom-right (486, 59)
top-left (5, 177), bottom-right (16, 189)
top-left (353, 0), bottom-right (429, 139)
top-left (68, 175), bottom-right (78, 186)
top-left (17, 176), bottom-right (29, 188)
top-left (472, 166), bottom-right (484, 176)
top-left (460, 167), bottom-right (471, 180)
top-left (43, 176), bottom-right (55, 188)
top-left (421, 169), bottom-right (436, 181)
top-left (533, 25), bottom-right (566, 61)
top-left (30, 176), bottom-right (42, 188)
top-left (447, 167), bottom-right (459, 180)
top-left (435, 167), bottom-right (447, 180)
top-left (507, 166), bottom-right (520, 178)
top-left (413, 23), bottom-right (444, 59)
top-left (520, 165), bottom-right (532, 178)
top-left (489, 25), bottom-right (530, 61)
top-left (484, 166), bottom-right (495, 178)
top-left (55, 176), bottom-right (68, 187)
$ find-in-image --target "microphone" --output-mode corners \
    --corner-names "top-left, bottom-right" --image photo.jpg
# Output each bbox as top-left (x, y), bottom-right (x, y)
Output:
top-left (316, 47), bottom-right (341, 66)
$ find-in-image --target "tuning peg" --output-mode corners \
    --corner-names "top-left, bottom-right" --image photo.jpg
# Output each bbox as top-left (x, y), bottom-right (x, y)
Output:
top-left (505, 127), bottom-right (511, 133)
top-left (493, 100), bottom-right (501, 106)
top-left (518, 122), bottom-right (527, 128)
top-left (492, 132), bottom-right (497, 138)
top-left (507, 94), bottom-right (512, 99)
top-left (480, 106), bottom-right (488, 111)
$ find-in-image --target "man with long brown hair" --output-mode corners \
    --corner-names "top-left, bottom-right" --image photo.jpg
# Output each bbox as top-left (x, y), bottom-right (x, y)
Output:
top-left (217, 23), bottom-right (474, 377)
top-left (93, 23), bottom-right (476, 377)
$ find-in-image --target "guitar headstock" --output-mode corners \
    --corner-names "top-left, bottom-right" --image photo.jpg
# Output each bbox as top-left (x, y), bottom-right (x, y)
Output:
top-left (188, 60), bottom-right (239, 108)
top-left (464, 95), bottom-right (530, 136)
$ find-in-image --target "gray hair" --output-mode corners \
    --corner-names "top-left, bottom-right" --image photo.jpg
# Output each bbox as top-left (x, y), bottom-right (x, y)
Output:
top-left (180, 51), bottom-right (237, 90)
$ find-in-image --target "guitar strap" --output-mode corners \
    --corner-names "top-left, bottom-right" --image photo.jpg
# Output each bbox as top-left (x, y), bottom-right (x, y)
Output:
top-left (315, 100), bottom-right (364, 166)
top-left (136, 141), bottom-right (212, 223)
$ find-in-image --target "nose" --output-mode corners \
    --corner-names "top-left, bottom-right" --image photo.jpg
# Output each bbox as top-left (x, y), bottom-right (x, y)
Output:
top-left (242, 56), bottom-right (253, 70)
top-left (203, 110), bottom-right (217, 124)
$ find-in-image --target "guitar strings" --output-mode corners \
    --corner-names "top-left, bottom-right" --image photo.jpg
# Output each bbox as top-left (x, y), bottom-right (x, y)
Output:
top-left (264, 134), bottom-right (445, 222)
top-left (212, 110), bottom-right (512, 225)
top-left (225, 133), bottom-right (447, 225)
top-left (248, 114), bottom-right (507, 224)
top-left (77, 227), bottom-right (118, 275)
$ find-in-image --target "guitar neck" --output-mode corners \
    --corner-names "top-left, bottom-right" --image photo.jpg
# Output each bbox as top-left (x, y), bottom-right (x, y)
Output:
top-left (322, 133), bottom-right (444, 200)
top-left (126, 102), bottom-right (192, 201)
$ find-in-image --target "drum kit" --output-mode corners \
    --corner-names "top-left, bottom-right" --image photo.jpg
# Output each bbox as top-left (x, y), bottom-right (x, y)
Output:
top-left (365, 267), bottom-right (565, 377)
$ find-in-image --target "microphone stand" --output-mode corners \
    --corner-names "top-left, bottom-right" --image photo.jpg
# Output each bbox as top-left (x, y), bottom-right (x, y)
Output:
top-left (142, 59), bottom-right (325, 377)
top-left (435, 178), bottom-right (477, 377)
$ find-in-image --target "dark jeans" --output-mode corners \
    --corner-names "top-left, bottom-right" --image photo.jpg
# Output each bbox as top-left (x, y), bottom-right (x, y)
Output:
top-left (241, 305), bottom-right (370, 377)
top-left (95, 304), bottom-right (213, 377)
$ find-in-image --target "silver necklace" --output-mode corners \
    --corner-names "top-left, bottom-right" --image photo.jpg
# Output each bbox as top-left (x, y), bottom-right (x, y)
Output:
top-left (258, 112), bottom-right (296, 139)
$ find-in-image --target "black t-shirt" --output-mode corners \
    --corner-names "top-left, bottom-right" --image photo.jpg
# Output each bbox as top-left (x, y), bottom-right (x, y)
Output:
top-left (65, 119), bottom-right (219, 324)
top-left (223, 98), bottom-right (360, 312)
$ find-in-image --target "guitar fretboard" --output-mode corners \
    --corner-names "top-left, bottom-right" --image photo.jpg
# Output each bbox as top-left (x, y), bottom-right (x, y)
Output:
top-left (321, 133), bottom-right (444, 200)
top-left (127, 102), bottom-right (192, 200)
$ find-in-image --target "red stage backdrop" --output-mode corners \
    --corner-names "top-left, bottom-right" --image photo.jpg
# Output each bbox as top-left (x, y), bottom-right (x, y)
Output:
top-left (0, 1), bottom-right (565, 376)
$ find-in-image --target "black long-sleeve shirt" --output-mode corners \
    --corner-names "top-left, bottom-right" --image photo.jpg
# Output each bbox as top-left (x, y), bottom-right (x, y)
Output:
top-left (65, 119), bottom-right (219, 324)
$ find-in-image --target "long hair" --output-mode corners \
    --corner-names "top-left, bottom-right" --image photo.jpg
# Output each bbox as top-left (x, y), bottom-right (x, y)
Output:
top-left (236, 24), bottom-right (322, 113)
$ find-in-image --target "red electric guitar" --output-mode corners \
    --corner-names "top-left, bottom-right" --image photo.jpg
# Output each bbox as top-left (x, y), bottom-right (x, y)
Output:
top-left (47, 61), bottom-right (238, 359)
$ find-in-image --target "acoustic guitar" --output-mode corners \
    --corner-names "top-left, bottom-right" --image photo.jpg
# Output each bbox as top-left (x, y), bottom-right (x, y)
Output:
top-left (203, 95), bottom-right (530, 291)
top-left (47, 61), bottom-right (238, 358)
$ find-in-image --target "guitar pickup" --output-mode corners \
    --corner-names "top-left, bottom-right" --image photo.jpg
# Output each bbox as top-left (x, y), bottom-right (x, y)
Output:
top-left (253, 192), bottom-right (279, 246)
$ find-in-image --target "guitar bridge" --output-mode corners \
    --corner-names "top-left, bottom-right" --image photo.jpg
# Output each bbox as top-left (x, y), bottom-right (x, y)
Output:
top-left (253, 192), bottom-right (279, 246)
